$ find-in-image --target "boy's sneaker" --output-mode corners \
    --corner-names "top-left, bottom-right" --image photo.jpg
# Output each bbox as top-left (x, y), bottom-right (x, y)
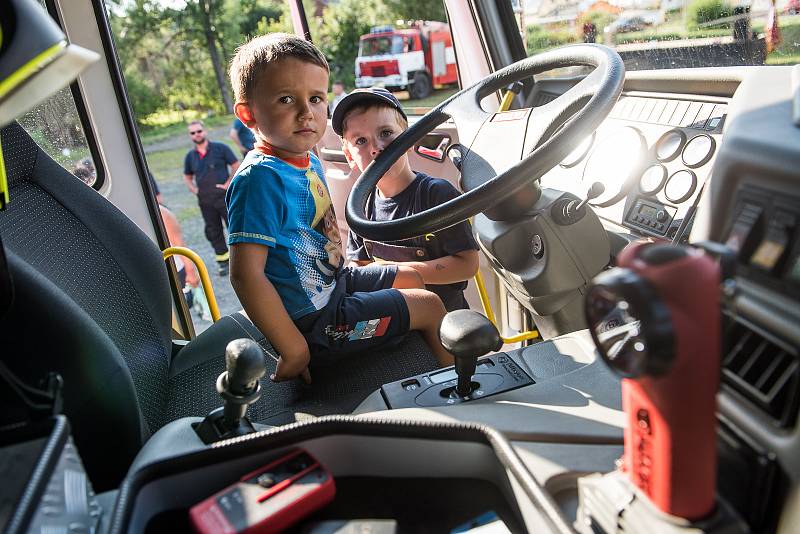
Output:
top-left (217, 260), bottom-right (229, 276)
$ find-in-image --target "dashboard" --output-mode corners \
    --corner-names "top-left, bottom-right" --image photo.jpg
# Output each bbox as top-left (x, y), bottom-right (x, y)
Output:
top-left (540, 90), bottom-right (727, 243)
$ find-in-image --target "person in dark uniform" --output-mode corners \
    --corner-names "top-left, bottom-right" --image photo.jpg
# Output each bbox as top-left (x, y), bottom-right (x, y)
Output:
top-left (229, 116), bottom-right (256, 156)
top-left (183, 120), bottom-right (240, 275)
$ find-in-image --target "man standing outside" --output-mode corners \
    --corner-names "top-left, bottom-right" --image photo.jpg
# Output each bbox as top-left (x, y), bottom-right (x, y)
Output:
top-left (183, 120), bottom-right (239, 275)
top-left (329, 80), bottom-right (347, 115)
top-left (229, 116), bottom-right (255, 157)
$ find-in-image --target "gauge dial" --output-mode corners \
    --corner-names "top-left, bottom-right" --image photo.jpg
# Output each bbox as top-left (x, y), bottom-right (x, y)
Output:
top-left (560, 132), bottom-right (595, 168)
top-left (582, 127), bottom-right (646, 207)
top-left (664, 169), bottom-right (697, 204)
top-left (655, 130), bottom-right (685, 162)
top-left (681, 134), bottom-right (715, 168)
top-left (639, 164), bottom-right (667, 195)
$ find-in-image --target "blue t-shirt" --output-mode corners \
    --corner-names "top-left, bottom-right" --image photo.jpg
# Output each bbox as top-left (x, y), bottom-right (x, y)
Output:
top-left (226, 151), bottom-right (344, 319)
top-left (232, 118), bottom-right (256, 152)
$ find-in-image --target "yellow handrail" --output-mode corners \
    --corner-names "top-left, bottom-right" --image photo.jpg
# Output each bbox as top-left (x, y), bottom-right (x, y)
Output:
top-left (163, 246), bottom-right (220, 323)
top-left (472, 83), bottom-right (540, 345)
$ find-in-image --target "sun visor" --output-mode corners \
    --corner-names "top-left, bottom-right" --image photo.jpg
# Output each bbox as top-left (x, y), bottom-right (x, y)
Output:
top-left (0, 0), bottom-right (100, 128)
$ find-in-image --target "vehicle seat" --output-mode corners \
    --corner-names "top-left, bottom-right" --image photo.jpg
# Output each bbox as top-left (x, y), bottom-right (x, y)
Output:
top-left (0, 122), bottom-right (437, 490)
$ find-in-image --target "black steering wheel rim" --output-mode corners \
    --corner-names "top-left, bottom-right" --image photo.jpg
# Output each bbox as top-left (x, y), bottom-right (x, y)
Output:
top-left (345, 44), bottom-right (625, 242)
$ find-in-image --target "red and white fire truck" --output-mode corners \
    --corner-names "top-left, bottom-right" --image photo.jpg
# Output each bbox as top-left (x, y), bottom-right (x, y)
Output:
top-left (355, 21), bottom-right (458, 99)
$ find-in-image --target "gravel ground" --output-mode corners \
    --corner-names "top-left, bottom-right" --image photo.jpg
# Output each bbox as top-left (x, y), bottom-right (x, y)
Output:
top-left (146, 125), bottom-right (242, 334)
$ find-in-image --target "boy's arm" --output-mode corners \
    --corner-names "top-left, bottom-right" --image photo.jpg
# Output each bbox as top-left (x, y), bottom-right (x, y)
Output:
top-left (229, 242), bottom-right (311, 384)
top-left (391, 249), bottom-right (479, 285)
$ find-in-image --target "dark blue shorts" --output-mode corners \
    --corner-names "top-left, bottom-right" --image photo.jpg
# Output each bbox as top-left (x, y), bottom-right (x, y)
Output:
top-left (295, 264), bottom-right (410, 362)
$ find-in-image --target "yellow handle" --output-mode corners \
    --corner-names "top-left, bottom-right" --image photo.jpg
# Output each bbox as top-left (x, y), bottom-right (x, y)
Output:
top-left (471, 84), bottom-right (540, 345)
top-left (163, 246), bottom-right (220, 323)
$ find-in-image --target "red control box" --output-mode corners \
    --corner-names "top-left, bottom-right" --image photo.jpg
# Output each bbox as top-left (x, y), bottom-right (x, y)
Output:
top-left (618, 243), bottom-right (720, 520)
top-left (190, 449), bottom-right (335, 534)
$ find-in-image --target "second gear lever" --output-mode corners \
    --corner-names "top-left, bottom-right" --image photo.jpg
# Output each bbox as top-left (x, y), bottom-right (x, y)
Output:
top-left (439, 310), bottom-right (503, 397)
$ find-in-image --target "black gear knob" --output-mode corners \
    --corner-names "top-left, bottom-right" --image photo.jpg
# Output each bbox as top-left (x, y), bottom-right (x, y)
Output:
top-left (224, 338), bottom-right (267, 395)
top-left (217, 339), bottom-right (266, 426)
top-left (439, 310), bottom-right (502, 397)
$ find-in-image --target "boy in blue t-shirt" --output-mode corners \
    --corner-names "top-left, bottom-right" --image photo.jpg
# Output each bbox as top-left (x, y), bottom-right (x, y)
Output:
top-left (331, 88), bottom-right (480, 312)
top-left (225, 33), bottom-right (454, 383)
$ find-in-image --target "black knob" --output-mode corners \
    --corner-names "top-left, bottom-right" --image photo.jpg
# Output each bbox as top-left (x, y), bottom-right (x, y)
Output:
top-left (225, 338), bottom-right (266, 396)
top-left (440, 310), bottom-right (502, 397)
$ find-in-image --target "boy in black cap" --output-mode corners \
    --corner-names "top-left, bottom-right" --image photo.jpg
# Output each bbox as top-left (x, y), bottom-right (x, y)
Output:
top-left (332, 87), bottom-right (479, 312)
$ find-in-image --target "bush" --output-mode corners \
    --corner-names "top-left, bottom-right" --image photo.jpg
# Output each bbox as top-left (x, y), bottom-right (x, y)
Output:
top-left (526, 25), bottom-right (577, 55)
top-left (687, 0), bottom-right (731, 29)
top-left (124, 75), bottom-right (161, 120)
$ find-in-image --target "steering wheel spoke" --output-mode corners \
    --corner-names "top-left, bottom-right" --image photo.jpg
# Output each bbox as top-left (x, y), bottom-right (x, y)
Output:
top-left (522, 68), bottom-right (606, 157)
top-left (346, 44), bottom-right (624, 242)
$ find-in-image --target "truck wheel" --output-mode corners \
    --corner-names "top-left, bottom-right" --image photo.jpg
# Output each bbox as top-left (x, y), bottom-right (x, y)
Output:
top-left (410, 73), bottom-right (431, 100)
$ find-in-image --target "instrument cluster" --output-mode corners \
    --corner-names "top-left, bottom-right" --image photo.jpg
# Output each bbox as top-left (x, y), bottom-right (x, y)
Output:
top-left (540, 94), bottom-right (727, 240)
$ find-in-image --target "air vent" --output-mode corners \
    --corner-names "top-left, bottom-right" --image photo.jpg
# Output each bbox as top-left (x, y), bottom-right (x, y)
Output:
top-left (722, 317), bottom-right (800, 428)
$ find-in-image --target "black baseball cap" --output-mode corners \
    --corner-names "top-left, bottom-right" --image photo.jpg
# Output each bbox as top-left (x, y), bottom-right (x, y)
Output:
top-left (331, 87), bottom-right (407, 136)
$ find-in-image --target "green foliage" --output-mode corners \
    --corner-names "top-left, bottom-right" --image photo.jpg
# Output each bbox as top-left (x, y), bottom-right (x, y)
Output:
top-left (526, 25), bottom-right (577, 55)
top-left (384, 0), bottom-right (446, 22)
top-left (111, 0), bottom-right (451, 128)
top-left (686, 0), bottom-right (731, 29)
top-left (314, 0), bottom-right (391, 88)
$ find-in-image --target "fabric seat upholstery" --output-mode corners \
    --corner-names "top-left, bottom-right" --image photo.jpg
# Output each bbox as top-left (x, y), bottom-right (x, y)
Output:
top-left (0, 122), bottom-right (438, 490)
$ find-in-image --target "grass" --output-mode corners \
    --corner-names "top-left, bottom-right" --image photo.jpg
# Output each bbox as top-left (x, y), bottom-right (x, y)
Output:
top-left (144, 146), bottom-right (188, 185)
top-left (139, 113), bottom-right (236, 147)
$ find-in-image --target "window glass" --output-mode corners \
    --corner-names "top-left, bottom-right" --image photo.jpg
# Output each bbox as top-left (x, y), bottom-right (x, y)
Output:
top-left (17, 87), bottom-right (100, 187)
top-left (515, 0), bottom-right (799, 71)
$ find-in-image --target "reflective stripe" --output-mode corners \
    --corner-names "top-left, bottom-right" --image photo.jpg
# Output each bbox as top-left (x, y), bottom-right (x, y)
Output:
top-left (215, 251), bottom-right (230, 262)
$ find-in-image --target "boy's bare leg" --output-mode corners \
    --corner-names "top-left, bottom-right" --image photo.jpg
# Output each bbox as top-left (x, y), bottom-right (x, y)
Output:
top-left (392, 265), bottom-right (425, 289)
top-left (400, 288), bottom-right (454, 367)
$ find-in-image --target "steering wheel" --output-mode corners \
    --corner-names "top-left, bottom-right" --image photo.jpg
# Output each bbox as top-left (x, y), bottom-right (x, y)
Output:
top-left (345, 44), bottom-right (624, 242)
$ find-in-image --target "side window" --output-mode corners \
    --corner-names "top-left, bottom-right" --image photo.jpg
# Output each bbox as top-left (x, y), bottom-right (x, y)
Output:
top-left (17, 87), bottom-right (101, 188)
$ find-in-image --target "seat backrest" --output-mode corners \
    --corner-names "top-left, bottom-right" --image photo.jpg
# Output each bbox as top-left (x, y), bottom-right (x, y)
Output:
top-left (0, 122), bottom-right (173, 489)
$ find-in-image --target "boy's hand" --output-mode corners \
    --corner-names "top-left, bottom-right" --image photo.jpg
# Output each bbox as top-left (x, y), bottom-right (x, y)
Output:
top-left (271, 342), bottom-right (312, 384)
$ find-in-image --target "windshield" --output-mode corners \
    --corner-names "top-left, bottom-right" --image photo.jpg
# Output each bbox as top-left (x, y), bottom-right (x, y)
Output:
top-left (514, 0), bottom-right (799, 70)
top-left (359, 35), bottom-right (404, 57)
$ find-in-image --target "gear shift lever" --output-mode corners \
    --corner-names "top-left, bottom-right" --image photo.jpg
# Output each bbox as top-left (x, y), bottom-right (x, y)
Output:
top-left (439, 310), bottom-right (503, 397)
top-left (195, 338), bottom-right (267, 444)
top-left (219, 339), bottom-right (267, 427)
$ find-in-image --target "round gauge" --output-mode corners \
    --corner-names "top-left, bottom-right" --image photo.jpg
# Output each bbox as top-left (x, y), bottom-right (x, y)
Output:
top-left (655, 130), bottom-right (685, 162)
top-left (560, 132), bottom-right (595, 168)
top-left (681, 134), bottom-right (715, 168)
top-left (582, 127), bottom-right (646, 207)
top-left (639, 164), bottom-right (667, 195)
top-left (664, 169), bottom-right (697, 204)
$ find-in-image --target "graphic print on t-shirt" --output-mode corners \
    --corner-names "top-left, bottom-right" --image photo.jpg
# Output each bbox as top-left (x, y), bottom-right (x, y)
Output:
top-left (290, 165), bottom-right (343, 310)
top-left (307, 169), bottom-right (343, 276)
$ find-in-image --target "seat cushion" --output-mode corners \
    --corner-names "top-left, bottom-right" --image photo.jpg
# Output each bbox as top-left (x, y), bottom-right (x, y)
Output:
top-left (166, 313), bottom-right (438, 425)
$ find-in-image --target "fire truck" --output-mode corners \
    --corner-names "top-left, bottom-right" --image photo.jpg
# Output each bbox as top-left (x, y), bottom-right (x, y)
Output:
top-left (355, 21), bottom-right (458, 99)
